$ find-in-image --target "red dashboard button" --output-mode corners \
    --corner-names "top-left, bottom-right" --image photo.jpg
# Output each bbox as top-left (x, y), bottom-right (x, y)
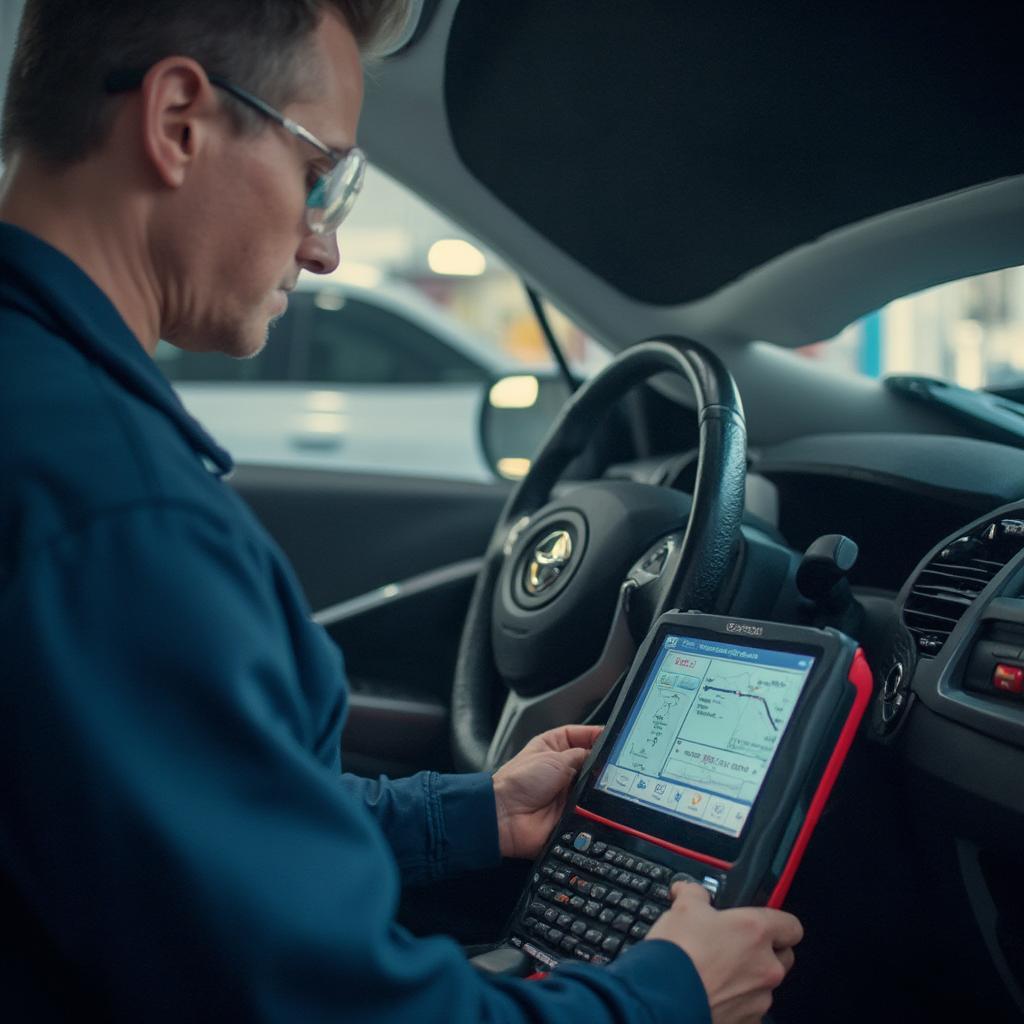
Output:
top-left (992, 664), bottom-right (1024, 694)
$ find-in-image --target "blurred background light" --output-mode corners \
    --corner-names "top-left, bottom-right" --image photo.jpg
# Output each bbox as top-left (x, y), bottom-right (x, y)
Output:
top-left (428, 239), bottom-right (487, 277)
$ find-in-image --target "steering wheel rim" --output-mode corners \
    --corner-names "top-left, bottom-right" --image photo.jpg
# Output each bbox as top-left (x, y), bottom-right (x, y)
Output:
top-left (452, 336), bottom-right (747, 772)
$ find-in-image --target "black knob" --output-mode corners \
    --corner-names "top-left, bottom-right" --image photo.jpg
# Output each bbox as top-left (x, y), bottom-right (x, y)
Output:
top-left (796, 534), bottom-right (859, 605)
top-left (938, 535), bottom-right (978, 562)
top-left (981, 520), bottom-right (1024, 551)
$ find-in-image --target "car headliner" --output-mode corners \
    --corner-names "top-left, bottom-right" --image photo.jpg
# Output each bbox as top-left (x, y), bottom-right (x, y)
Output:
top-left (361, 0), bottom-right (1024, 351)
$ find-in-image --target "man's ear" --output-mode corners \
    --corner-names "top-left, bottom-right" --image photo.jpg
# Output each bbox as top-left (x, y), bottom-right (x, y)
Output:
top-left (138, 58), bottom-right (216, 189)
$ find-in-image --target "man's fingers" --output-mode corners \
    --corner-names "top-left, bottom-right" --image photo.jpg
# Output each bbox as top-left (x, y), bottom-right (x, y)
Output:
top-left (557, 724), bottom-right (602, 757)
top-left (664, 887), bottom-right (802, 952)
top-left (766, 909), bottom-right (804, 949)
top-left (670, 880), bottom-right (712, 904)
top-left (520, 724), bottom-right (600, 756)
top-left (776, 946), bottom-right (796, 976)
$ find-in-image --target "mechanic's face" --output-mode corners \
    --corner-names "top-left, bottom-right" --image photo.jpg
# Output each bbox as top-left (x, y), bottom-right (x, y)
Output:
top-left (164, 13), bottom-right (362, 358)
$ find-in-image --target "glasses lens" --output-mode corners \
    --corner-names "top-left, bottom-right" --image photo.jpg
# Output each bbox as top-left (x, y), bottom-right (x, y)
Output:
top-left (306, 147), bottom-right (366, 234)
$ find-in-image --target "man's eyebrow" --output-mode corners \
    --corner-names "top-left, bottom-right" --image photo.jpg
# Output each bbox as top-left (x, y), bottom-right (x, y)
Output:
top-left (291, 107), bottom-right (353, 155)
top-left (300, 129), bottom-right (353, 161)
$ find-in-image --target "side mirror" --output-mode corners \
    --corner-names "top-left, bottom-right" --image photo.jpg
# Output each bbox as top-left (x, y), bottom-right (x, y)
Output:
top-left (480, 373), bottom-right (573, 479)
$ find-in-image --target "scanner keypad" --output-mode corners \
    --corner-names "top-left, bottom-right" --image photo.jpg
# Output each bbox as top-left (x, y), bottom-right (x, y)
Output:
top-left (509, 830), bottom-right (724, 968)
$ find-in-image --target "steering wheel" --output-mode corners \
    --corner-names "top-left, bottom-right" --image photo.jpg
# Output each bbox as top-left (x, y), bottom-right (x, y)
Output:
top-left (452, 337), bottom-right (747, 772)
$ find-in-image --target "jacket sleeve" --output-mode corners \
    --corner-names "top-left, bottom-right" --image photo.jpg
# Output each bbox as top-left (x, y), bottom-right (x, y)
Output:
top-left (2, 502), bottom-right (711, 1024)
top-left (339, 770), bottom-right (502, 885)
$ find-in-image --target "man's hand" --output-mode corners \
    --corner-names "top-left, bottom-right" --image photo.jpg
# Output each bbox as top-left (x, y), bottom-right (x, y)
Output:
top-left (491, 724), bottom-right (602, 859)
top-left (646, 882), bottom-right (804, 1024)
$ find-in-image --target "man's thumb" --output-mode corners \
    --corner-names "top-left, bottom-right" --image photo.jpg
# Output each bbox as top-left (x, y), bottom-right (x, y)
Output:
top-left (560, 746), bottom-right (589, 776)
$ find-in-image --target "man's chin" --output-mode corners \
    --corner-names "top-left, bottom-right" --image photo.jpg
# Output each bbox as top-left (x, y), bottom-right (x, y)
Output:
top-left (242, 323), bottom-right (273, 359)
top-left (215, 323), bottom-right (271, 361)
top-left (161, 317), bottom-right (272, 362)
top-left (233, 308), bottom-right (282, 359)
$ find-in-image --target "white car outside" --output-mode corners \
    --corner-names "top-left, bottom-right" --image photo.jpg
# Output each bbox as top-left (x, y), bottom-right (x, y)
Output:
top-left (157, 278), bottom-right (529, 482)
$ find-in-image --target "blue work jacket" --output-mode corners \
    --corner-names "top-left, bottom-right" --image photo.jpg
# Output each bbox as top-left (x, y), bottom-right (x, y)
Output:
top-left (0, 222), bottom-right (709, 1023)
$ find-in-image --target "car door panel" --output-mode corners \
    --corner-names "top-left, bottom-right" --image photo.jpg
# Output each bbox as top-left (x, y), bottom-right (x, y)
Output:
top-left (228, 465), bottom-right (511, 774)
top-left (229, 465), bottom-right (509, 608)
top-left (317, 560), bottom-right (481, 775)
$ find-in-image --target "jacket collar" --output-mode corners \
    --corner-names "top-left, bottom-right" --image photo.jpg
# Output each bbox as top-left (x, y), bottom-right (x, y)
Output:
top-left (0, 222), bottom-right (233, 476)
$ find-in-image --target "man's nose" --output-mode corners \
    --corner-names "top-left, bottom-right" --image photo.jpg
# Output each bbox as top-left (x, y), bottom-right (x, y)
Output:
top-left (296, 229), bottom-right (341, 276)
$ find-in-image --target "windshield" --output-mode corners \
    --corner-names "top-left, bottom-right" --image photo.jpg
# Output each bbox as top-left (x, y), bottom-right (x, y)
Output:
top-left (798, 265), bottom-right (1024, 390)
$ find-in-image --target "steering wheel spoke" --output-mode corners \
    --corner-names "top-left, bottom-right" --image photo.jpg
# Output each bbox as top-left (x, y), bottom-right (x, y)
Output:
top-left (485, 583), bottom-right (638, 768)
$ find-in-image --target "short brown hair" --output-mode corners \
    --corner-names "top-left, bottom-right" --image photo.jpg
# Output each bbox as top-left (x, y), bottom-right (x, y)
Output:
top-left (1, 0), bottom-right (412, 164)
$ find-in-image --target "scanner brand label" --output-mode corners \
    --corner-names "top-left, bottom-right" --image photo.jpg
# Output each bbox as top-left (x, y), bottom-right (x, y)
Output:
top-left (725, 622), bottom-right (764, 636)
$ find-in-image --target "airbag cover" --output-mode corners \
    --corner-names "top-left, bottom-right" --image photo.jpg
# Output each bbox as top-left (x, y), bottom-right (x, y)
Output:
top-left (492, 480), bottom-right (693, 694)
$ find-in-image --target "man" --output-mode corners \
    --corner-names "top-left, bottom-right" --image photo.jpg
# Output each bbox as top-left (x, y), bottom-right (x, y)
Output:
top-left (0, 1), bottom-right (802, 1021)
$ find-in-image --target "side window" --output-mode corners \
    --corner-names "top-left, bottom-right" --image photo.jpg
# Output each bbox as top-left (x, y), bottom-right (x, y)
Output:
top-left (295, 292), bottom-right (489, 385)
top-left (796, 265), bottom-right (1024, 387)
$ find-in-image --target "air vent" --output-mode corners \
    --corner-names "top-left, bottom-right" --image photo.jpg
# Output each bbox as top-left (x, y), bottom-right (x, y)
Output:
top-left (903, 517), bottom-right (1024, 656)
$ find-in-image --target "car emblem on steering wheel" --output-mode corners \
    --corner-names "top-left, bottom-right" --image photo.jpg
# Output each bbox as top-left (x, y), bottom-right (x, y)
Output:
top-left (525, 529), bottom-right (574, 595)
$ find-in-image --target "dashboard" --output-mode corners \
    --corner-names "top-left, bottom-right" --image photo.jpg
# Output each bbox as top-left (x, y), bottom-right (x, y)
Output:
top-left (744, 433), bottom-right (1024, 749)
top-left (616, 429), bottom-right (1024, 1014)
top-left (706, 431), bottom-right (1024, 1015)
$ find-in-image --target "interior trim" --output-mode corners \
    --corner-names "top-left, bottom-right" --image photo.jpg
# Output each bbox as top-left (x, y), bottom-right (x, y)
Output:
top-left (956, 839), bottom-right (1024, 1015)
top-left (313, 557), bottom-right (482, 625)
